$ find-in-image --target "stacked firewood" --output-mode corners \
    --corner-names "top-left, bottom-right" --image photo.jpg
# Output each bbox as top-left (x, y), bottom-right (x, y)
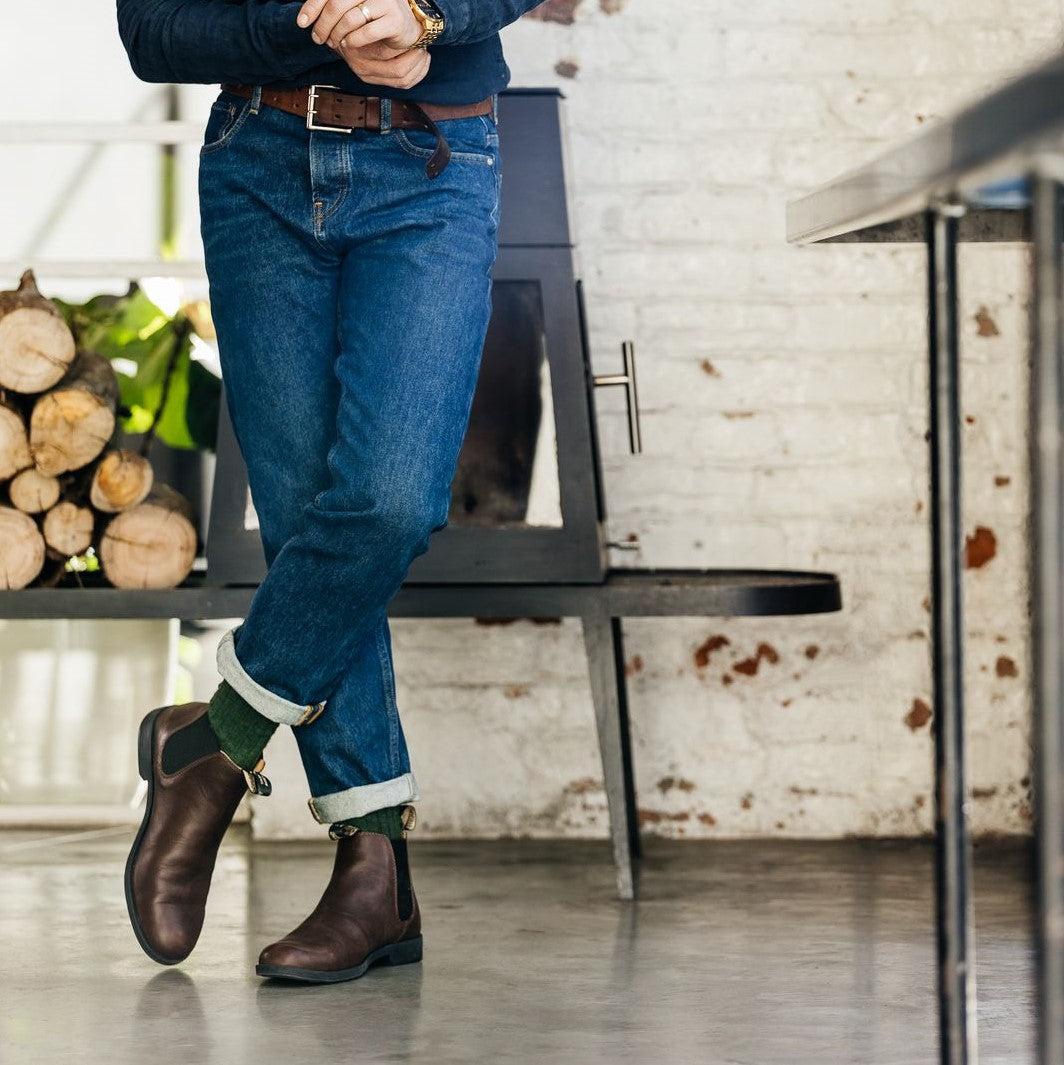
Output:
top-left (0, 271), bottom-right (198, 590)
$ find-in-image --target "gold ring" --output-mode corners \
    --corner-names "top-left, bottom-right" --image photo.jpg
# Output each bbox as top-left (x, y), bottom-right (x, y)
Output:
top-left (359, 2), bottom-right (373, 22)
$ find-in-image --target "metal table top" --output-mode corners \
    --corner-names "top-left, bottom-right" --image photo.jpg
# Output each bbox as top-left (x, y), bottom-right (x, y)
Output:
top-left (786, 50), bottom-right (1064, 244)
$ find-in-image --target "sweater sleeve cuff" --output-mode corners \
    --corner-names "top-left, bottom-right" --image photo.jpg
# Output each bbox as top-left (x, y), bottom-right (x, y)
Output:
top-left (429, 0), bottom-right (473, 46)
top-left (268, 4), bottom-right (336, 77)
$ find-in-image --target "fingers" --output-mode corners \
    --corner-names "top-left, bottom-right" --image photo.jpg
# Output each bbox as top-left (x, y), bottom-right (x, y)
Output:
top-left (340, 47), bottom-right (431, 89)
top-left (303, 0), bottom-right (378, 45)
top-left (296, 0), bottom-right (329, 30)
top-left (326, 6), bottom-right (389, 50)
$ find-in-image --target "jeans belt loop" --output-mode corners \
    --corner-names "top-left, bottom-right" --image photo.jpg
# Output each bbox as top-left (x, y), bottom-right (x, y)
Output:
top-left (249, 85), bottom-right (262, 115)
top-left (379, 96), bottom-right (392, 134)
top-left (491, 92), bottom-right (498, 123)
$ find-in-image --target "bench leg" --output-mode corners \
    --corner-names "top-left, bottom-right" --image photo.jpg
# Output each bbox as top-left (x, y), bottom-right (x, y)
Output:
top-left (581, 611), bottom-right (640, 900)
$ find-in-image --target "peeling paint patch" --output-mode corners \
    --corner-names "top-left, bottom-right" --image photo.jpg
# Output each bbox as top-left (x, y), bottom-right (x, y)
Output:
top-left (657, 776), bottom-right (696, 794)
top-left (531, 617), bottom-right (562, 626)
top-left (733, 642), bottom-right (780, 677)
top-left (524, 0), bottom-right (583, 23)
top-left (638, 809), bottom-right (691, 825)
top-left (995, 655), bottom-right (1018, 678)
top-left (564, 777), bottom-right (602, 795)
top-left (974, 306), bottom-right (1001, 337)
top-left (905, 698), bottom-right (933, 731)
top-left (994, 475), bottom-right (1011, 487)
top-left (965, 525), bottom-right (997, 569)
top-left (700, 358), bottom-right (721, 377)
top-left (804, 644), bottom-right (820, 660)
top-left (475, 617), bottom-right (517, 626)
top-left (694, 634), bottom-right (730, 669)
top-left (972, 786), bottom-right (998, 799)
top-left (740, 793), bottom-right (754, 810)
top-left (698, 812), bottom-right (717, 826)
top-left (965, 415), bottom-right (976, 425)
top-left (625, 654), bottom-right (644, 677)
top-left (790, 785), bottom-right (818, 796)
top-left (504, 683), bottom-right (531, 699)
top-left (723, 410), bottom-right (756, 420)
top-left (599, 0), bottom-right (626, 12)
top-left (780, 698), bottom-right (792, 707)
top-left (721, 674), bottom-right (733, 686)
top-left (554, 58), bottom-right (579, 78)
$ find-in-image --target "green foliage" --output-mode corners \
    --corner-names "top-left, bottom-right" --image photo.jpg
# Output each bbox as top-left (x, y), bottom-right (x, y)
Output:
top-left (54, 286), bottom-right (220, 452)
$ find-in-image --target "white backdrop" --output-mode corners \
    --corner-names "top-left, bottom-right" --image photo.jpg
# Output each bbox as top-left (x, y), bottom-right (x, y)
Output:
top-left (1, 2), bottom-right (1059, 839)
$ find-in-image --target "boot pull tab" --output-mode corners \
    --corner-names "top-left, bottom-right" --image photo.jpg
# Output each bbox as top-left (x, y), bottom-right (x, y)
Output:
top-left (401, 805), bottom-right (417, 838)
top-left (329, 822), bottom-right (360, 841)
top-left (244, 767), bottom-right (272, 796)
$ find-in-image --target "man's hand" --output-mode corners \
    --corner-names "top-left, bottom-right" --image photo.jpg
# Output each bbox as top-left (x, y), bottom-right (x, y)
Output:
top-left (298, 0), bottom-right (421, 52)
top-left (298, 0), bottom-right (430, 89)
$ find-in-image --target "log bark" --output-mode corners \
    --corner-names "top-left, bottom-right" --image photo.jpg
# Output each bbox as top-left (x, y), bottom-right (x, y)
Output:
top-left (0, 398), bottom-right (32, 480)
top-left (30, 351), bottom-right (119, 475)
top-left (99, 483), bottom-right (198, 589)
top-left (90, 448), bottom-right (154, 513)
top-left (42, 500), bottom-right (95, 556)
top-left (0, 270), bottom-right (77, 393)
top-left (8, 467), bottom-right (60, 513)
top-left (0, 506), bottom-right (46, 588)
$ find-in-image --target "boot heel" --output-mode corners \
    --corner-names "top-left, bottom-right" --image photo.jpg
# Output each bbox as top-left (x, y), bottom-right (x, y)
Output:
top-left (136, 707), bottom-right (167, 781)
top-left (383, 936), bottom-right (423, 966)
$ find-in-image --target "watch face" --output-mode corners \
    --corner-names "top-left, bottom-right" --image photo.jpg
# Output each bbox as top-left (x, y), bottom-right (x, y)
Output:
top-left (416, 0), bottom-right (444, 20)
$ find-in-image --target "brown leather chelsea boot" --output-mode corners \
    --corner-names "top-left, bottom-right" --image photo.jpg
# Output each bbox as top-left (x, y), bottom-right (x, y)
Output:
top-left (256, 823), bottom-right (422, 983)
top-left (125, 701), bottom-right (271, 965)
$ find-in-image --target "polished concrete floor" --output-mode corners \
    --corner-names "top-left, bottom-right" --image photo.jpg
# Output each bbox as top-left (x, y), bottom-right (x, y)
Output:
top-left (0, 830), bottom-right (1035, 1065)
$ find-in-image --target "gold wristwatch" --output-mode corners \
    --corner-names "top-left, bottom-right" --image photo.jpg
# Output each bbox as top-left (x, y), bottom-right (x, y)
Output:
top-left (406, 0), bottom-right (445, 48)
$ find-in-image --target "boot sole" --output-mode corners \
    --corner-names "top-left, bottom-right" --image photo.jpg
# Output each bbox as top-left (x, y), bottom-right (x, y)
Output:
top-left (256, 935), bottom-right (424, 983)
top-left (124, 705), bottom-right (187, 966)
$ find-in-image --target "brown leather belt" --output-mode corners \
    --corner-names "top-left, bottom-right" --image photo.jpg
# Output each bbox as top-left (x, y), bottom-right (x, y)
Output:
top-left (220, 83), bottom-right (494, 179)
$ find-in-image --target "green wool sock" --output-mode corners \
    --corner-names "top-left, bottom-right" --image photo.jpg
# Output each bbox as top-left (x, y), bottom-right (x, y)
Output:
top-left (333, 805), bottom-right (407, 839)
top-left (207, 679), bottom-right (278, 771)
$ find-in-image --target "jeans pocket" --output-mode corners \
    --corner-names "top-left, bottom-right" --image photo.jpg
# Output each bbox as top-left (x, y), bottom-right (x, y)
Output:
top-left (392, 113), bottom-right (497, 167)
top-left (201, 91), bottom-right (253, 156)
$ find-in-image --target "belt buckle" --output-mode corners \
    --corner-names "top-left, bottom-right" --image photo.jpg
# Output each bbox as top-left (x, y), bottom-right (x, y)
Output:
top-left (306, 84), bottom-right (355, 133)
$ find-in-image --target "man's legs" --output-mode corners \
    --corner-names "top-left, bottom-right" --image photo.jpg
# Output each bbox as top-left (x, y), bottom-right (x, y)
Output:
top-left (207, 99), bottom-right (501, 828)
top-left (122, 88), bottom-right (501, 976)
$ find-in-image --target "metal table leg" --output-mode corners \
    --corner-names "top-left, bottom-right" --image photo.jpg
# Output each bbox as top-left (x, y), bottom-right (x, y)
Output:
top-left (927, 204), bottom-right (978, 1064)
top-left (1029, 172), bottom-right (1064, 1065)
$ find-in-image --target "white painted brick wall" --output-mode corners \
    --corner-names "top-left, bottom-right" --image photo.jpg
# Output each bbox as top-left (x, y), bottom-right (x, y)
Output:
top-left (261, 0), bottom-right (1061, 840)
top-left (383, 0), bottom-right (1055, 841)
top-left (2, 2), bottom-right (1060, 839)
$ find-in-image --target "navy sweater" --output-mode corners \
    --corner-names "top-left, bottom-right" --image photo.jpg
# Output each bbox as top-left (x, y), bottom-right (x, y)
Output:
top-left (115, 0), bottom-right (547, 104)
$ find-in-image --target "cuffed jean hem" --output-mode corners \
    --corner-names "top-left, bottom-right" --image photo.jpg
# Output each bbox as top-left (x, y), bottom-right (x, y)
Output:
top-left (307, 772), bottom-right (421, 824)
top-left (216, 626), bottom-right (328, 728)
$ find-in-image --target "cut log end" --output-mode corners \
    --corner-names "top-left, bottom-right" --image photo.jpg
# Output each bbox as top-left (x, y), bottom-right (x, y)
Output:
top-left (30, 391), bottom-right (116, 476)
top-left (42, 500), bottom-right (95, 557)
top-left (0, 401), bottom-right (32, 481)
top-left (90, 449), bottom-right (154, 512)
top-left (8, 467), bottom-right (61, 513)
top-left (0, 506), bottom-right (46, 589)
top-left (0, 269), bottom-right (77, 394)
top-left (100, 484), bottom-right (198, 589)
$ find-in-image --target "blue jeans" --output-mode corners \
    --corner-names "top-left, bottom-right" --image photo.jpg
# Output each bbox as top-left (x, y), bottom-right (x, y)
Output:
top-left (198, 86), bottom-right (501, 823)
